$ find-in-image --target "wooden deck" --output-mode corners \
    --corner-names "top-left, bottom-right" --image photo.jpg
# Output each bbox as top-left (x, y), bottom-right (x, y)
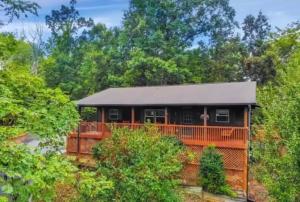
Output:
top-left (66, 121), bottom-right (249, 192)
top-left (67, 122), bottom-right (248, 154)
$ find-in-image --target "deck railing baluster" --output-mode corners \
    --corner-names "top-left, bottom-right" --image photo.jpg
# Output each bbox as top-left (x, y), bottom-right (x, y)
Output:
top-left (69, 122), bottom-right (249, 155)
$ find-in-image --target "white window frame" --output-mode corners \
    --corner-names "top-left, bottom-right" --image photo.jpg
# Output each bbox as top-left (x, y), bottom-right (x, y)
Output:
top-left (216, 109), bottom-right (230, 123)
top-left (144, 109), bottom-right (164, 123)
top-left (108, 109), bottom-right (121, 121)
top-left (182, 112), bottom-right (193, 124)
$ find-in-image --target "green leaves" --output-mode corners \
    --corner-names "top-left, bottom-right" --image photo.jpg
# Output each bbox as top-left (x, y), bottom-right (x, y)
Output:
top-left (253, 28), bottom-right (300, 201)
top-left (123, 48), bottom-right (190, 86)
top-left (0, 69), bottom-right (79, 145)
top-left (199, 145), bottom-right (235, 197)
top-left (0, 143), bottom-right (77, 201)
top-left (77, 171), bottom-right (113, 201)
top-left (2, 184), bottom-right (13, 194)
top-left (92, 127), bottom-right (187, 201)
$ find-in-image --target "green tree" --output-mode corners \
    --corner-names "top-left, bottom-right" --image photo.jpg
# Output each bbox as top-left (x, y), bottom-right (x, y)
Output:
top-left (0, 33), bottom-right (33, 71)
top-left (253, 28), bottom-right (300, 201)
top-left (118, 0), bottom-right (238, 85)
top-left (122, 0), bottom-right (237, 57)
top-left (242, 11), bottom-right (273, 83)
top-left (0, 0), bottom-right (39, 25)
top-left (43, 0), bottom-right (93, 99)
top-left (0, 68), bottom-right (79, 147)
top-left (92, 127), bottom-right (189, 201)
top-left (122, 48), bottom-right (191, 86)
top-left (242, 11), bottom-right (271, 55)
top-left (0, 4), bottom-right (115, 201)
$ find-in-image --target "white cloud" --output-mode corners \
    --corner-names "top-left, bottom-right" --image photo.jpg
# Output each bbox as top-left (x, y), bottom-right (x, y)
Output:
top-left (77, 4), bottom-right (123, 11)
top-left (93, 15), bottom-right (123, 27)
top-left (0, 21), bottom-right (50, 39)
top-left (32, 0), bottom-right (69, 8)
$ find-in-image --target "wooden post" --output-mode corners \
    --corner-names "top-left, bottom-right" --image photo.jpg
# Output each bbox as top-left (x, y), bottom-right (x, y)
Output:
top-left (243, 106), bottom-right (249, 193)
top-left (164, 107), bottom-right (168, 125)
top-left (101, 107), bottom-right (105, 136)
top-left (131, 107), bottom-right (135, 129)
top-left (164, 107), bottom-right (168, 134)
top-left (77, 106), bottom-right (82, 154)
top-left (244, 107), bottom-right (248, 128)
top-left (204, 107), bottom-right (207, 141)
top-left (204, 107), bottom-right (207, 126)
top-left (96, 107), bottom-right (100, 131)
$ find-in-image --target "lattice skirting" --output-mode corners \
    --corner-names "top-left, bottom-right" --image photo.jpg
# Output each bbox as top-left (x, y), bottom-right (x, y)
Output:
top-left (182, 145), bottom-right (247, 192)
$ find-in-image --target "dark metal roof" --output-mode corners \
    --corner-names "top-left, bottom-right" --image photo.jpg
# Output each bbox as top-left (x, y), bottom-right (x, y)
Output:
top-left (77, 82), bottom-right (256, 107)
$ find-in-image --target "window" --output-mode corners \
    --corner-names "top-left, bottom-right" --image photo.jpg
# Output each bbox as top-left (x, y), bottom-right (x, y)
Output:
top-left (108, 109), bottom-right (121, 121)
top-left (144, 109), bottom-right (165, 123)
top-left (216, 109), bottom-right (230, 123)
top-left (182, 112), bottom-right (193, 124)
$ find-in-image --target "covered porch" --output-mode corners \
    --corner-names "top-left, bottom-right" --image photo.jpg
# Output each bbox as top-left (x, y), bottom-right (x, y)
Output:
top-left (67, 105), bottom-right (249, 154)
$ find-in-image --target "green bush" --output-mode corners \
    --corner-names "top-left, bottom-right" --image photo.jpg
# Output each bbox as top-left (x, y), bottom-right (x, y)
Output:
top-left (92, 127), bottom-right (188, 201)
top-left (76, 171), bottom-right (114, 201)
top-left (199, 145), bottom-right (235, 197)
top-left (0, 196), bottom-right (8, 202)
top-left (0, 143), bottom-right (76, 201)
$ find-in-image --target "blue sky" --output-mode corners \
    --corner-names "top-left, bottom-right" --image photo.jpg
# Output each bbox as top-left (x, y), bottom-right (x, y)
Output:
top-left (1, 0), bottom-right (299, 37)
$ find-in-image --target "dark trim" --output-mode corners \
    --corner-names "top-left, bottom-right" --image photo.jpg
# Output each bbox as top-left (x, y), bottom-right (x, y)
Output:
top-left (77, 103), bottom-right (257, 107)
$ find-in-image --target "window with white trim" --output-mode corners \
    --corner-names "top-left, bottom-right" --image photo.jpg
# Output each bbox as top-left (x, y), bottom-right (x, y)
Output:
top-left (144, 109), bottom-right (165, 123)
top-left (216, 109), bottom-right (230, 123)
top-left (182, 112), bottom-right (193, 124)
top-left (108, 109), bottom-right (121, 121)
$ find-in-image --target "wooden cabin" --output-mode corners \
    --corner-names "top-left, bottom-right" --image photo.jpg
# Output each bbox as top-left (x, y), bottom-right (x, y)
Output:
top-left (67, 81), bottom-right (256, 193)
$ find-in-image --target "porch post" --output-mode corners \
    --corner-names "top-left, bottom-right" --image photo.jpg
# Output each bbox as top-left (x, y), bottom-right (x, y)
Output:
top-left (77, 106), bottom-right (82, 154)
top-left (164, 107), bottom-right (168, 134)
top-left (203, 107), bottom-right (207, 126)
top-left (131, 107), bottom-right (135, 129)
top-left (204, 106), bottom-right (207, 141)
top-left (164, 107), bottom-right (168, 125)
top-left (244, 107), bottom-right (248, 128)
top-left (101, 107), bottom-right (105, 136)
top-left (96, 107), bottom-right (100, 131)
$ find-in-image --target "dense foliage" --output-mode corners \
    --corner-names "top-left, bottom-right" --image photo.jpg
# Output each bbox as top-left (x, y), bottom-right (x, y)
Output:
top-left (0, 143), bottom-right (113, 202)
top-left (199, 145), bottom-right (234, 196)
top-left (0, 32), bottom-right (80, 201)
top-left (1, 0), bottom-right (300, 200)
top-left (0, 143), bottom-right (75, 201)
top-left (40, 0), bottom-right (272, 99)
top-left (0, 68), bottom-right (79, 147)
top-left (92, 127), bottom-right (190, 201)
top-left (253, 27), bottom-right (300, 201)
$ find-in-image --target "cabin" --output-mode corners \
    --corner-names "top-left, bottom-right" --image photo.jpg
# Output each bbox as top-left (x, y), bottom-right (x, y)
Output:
top-left (66, 81), bottom-right (256, 193)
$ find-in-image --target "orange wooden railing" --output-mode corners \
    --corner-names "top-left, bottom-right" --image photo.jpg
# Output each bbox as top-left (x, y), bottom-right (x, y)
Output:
top-left (70, 122), bottom-right (248, 148)
top-left (67, 121), bottom-right (249, 192)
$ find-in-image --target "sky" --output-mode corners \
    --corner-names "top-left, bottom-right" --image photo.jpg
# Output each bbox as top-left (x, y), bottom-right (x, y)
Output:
top-left (1, 0), bottom-right (300, 38)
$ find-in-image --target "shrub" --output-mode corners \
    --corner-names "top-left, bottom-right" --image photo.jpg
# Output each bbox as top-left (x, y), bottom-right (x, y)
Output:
top-left (160, 135), bottom-right (184, 148)
top-left (92, 127), bottom-right (187, 201)
top-left (76, 171), bottom-right (114, 201)
top-left (54, 171), bottom-right (114, 202)
top-left (199, 145), bottom-right (235, 197)
top-left (0, 143), bottom-right (76, 201)
top-left (0, 196), bottom-right (8, 202)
